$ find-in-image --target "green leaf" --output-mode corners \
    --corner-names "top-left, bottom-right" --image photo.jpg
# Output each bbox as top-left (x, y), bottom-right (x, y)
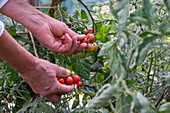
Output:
top-left (6, 27), bottom-right (16, 36)
top-left (72, 95), bottom-right (79, 109)
top-left (98, 40), bottom-right (117, 57)
top-left (81, 9), bottom-right (88, 20)
top-left (96, 24), bottom-right (111, 43)
top-left (134, 92), bottom-right (157, 113)
top-left (109, 0), bottom-right (129, 33)
top-left (159, 102), bottom-right (170, 113)
top-left (110, 45), bottom-right (127, 78)
top-left (159, 22), bottom-right (169, 34)
top-left (72, 58), bottom-right (91, 80)
top-left (142, 0), bottom-right (155, 24)
top-left (130, 36), bottom-right (154, 70)
top-left (164, 0), bottom-right (170, 20)
top-left (88, 84), bottom-right (118, 109)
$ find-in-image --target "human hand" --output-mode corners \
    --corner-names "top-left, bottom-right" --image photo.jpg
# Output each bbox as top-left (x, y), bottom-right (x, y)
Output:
top-left (33, 17), bottom-right (91, 56)
top-left (20, 58), bottom-right (74, 103)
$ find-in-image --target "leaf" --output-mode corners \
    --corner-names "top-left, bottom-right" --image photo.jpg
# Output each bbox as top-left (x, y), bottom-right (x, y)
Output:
top-left (110, 45), bottom-right (127, 78)
top-left (96, 24), bottom-right (111, 43)
top-left (164, 0), bottom-right (170, 20)
top-left (72, 58), bottom-right (91, 80)
top-left (134, 92), bottom-right (157, 113)
top-left (88, 84), bottom-right (118, 109)
top-left (142, 0), bottom-right (155, 24)
top-left (98, 40), bottom-right (117, 57)
top-left (81, 9), bottom-right (88, 20)
top-left (130, 36), bottom-right (154, 70)
top-left (72, 95), bottom-right (79, 109)
top-left (109, 0), bottom-right (129, 33)
top-left (159, 102), bottom-right (170, 113)
top-left (81, 85), bottom-right (97, 94)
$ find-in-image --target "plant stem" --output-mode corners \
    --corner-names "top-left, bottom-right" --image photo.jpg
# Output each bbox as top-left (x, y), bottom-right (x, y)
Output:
top-left (77, 0), bottom-right (97, 34)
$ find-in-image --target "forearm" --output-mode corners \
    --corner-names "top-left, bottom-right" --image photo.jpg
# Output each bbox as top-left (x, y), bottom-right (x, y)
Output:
top-left (0, 0), bottom-right (49, 34)
top-left (0, 29), bottom-right (37, 73)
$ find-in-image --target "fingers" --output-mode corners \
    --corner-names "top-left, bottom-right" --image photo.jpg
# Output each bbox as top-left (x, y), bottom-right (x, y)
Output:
top-left (45, 84), bottom-right (74, 103)
top-left (55, 65), bottom-right (71, 78)
top-left (76, 34), bottom-right (86, 41)
top-left (57, 33), bottom-right (72, 53)
top-left (46, 94), bottom-right (61, 104)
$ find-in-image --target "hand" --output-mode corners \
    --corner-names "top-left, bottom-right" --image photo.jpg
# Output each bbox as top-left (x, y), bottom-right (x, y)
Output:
top-left (33, 17), bottom-right (91, 56)
top-left (20, 58), bottom-right (74, 103)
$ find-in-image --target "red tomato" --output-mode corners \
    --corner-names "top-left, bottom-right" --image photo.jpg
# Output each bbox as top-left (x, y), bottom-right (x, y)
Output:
top-left (62, 39), bottom-right (66, 44)
top-left (76, 81), bottom-right (82, 87)
top-left (86, 28), bottom-right (93, 35)
top-left (57, 77), bottom-right (65, 84)
top-left (80, 38), bottom-right (88, 44)
top-left (72, 75), bottom-right (80, 84)
top-left (65, 76), bottom-right (73, 85)
top-left (86, 33), bottom-right (95, 43)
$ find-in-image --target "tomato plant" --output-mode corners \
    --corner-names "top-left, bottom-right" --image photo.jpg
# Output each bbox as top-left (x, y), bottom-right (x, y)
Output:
top-left (0, 0), bottom-right (170, 113)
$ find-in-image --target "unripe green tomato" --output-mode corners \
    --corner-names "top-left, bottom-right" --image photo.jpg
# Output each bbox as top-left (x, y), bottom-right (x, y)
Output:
top-left (78, 51), bottom-right (88, 58)
top-left (85, 44), bottom-right (95, 52)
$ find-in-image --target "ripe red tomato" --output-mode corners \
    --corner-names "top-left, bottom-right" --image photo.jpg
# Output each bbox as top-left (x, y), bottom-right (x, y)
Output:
top-left (57, 76), bottom-right (65, 84)
top-left (62, 39), bottom-right (66, 44)
top-left (86, 33), bottom-right (95, 43)
top-left (65, 76), bottom-right (73, 85)
top-left (76, 81), bottom-right (82, 87)
top-left (92, 43), bottom-right (98, 52)
top-left (72, 75), bottom-right (80, 84)
top-left (86, 28), bottom-right (93, 35)
top-left (80, 38), bottom-right (88, 44)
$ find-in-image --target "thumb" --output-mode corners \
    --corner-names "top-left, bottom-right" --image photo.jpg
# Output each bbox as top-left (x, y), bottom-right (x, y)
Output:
top-left (54, 64), bottom-right (71, 78)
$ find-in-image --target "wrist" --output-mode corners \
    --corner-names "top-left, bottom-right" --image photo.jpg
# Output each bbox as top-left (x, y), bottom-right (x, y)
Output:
top-left (0, 0), bottom-right (50, 33)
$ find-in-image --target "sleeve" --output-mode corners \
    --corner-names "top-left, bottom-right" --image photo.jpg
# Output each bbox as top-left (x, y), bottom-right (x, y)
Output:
top-left (0, 21), bottom-right (4, 37)
top-left (0, 0), bottom-right (8, 9)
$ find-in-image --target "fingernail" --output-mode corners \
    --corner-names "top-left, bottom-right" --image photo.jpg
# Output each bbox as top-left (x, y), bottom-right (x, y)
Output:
top-left (66, 69), bottom-right (71, 75)
top-left (79, 34), bottom-right (86, 37)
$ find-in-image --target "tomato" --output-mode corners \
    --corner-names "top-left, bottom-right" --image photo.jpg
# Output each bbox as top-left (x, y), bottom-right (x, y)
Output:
top-left (65, 76), bottom-right (73, 85)
top-left (86, 33), bottom-right (95, 43)
top-left (76, 81), bottom-right (82, 87)
top-left (80, 38), bottom-right (88, 44)
top-left (57, 76), bottom-right (65, 84)
top-left (62, 39), bottom-right (66, 44)
top-left (78, 51), bottom-right (88, 58)
top-left (72, 75), bottom-right (80, 84)
top-left (92, 43), bottom-right (98, 52)
top-left (86, 28), bottom-right (93, 35)
top-left (85, 44), bottom-right (95, 52)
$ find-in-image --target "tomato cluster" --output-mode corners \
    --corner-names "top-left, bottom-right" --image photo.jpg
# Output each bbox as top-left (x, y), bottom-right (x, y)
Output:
top-left (78, 28), bottom-right (98, 58)
top-left (56, 75), bottom-right (82, 87)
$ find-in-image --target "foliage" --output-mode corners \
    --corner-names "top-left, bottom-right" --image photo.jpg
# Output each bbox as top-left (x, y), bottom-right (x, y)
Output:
top-left (0, 0), bottom-right (170, 113)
